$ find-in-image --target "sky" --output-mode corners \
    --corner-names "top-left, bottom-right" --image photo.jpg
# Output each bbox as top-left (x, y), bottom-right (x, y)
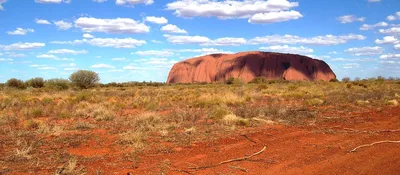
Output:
top-left (0, 0), bottom-right (399, 83)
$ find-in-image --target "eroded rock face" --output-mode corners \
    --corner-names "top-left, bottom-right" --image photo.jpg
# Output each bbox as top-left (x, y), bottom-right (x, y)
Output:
top-left (167, 51), bottom-right (336, 83)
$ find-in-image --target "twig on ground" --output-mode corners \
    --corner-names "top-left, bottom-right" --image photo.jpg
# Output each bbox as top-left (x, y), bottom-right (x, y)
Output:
top-left (189, 146), bottom-right (266, 170)
top-left (228, 165), bottom-right (248, 172)
top-left (241, 134), bottom-right (256, 144)
top-left (349, 140), bottom-right (400, 152)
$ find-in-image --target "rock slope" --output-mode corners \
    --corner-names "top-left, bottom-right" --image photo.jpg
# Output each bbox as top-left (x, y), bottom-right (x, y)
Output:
top-left (167, 51), bottom-right (336, 83)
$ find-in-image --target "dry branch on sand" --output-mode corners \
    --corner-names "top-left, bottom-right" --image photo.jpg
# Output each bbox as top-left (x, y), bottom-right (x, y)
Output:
top-left (188, 146), bottom-right (266, 170)
top-left (349, 140), bottom-right (400, 152)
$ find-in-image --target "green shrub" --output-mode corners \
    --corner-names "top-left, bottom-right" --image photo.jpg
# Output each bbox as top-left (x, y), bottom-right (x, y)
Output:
top-left (249, 77), bottom-right (268, 84)
top-left (45, 78), bottom-right (70, 90)
top-left (341, 77), bottom-right (351, 83)
top-left (69, 70), bottom-right (100, 89)
top-left (26, 77), bottom-right (44, 88)
top-left (226, 77), bottom-right (244, 85)
top-left (6, 78), bottom-right (26, 89)
top-left (329, 78), bottom-right (339, 82)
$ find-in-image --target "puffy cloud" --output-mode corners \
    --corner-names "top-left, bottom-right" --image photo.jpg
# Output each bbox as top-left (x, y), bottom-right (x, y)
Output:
top-left (48, 49), bottom-right (88, 54)
top-left (35, 18), bottom-right (51, 25)
top-left (116, 0), bottom-right (153, 6)
top-left (111, 57), bottom-right (127, 61)
top-left (259, 45), bottom-right (313, 54)
top-left (37, 54), bottom-right (74, 61)
top-left (379, 27), bottom-right (400, 35)
top-left (164, 35), bottom-right (210, 44)
top-left (395, 44), bottom-right (400, 50)
top-left (74, 17), bottom-right (150, 34)
top-left (337, 15), bottom-right (365, 24)
top-left (161, 24), bottom-right (187, 34)
top-left (248, 10), bottom-right (303, 24)
top-left (50, 37), bottom-right (146, 48)
top-left (54, 20), bottom-right (73, 30)
top-left (359, 22), bottom-right (388, 31)
top-left (386, 12), bottom-right (400, 21)
top-left (375, 36), bottom-right (399, 44)
top-left (91, 63), bottom-right (116, 69)
top-left (145, 16), bottom-right (168, 24)
top-left (205, 37), bottom-right (247, 46)
top-left (87, 37), bottom-right (146, 48)
top-left (0, 0), bottom-right (6, 10)
top-left (83, 33), bottom-right (94, 38)
top-left (134, 50), bottom-right (174, 57)
top-left (345, 46), bottom-right (383, 56)
top-left (164, 35), bottom-right (246, 46)
top-left (0, 42), bottom-right (45, 50)
top-left (166, 0), bottom-right (299, 19)
top-left (249, 34), bottom-right (366, 45)
top-left (7, 28), bottom-right (34, 35)
top-left (380, 54), bottom-right (400, 59)
top-left (35, 0), bottom-right (69, 3)
top-left (343, 63), bottom-right (360, 69)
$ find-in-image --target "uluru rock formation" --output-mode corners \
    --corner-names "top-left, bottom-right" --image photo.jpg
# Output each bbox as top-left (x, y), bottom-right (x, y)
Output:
top-left (167, 51), bottom-right (336, 83)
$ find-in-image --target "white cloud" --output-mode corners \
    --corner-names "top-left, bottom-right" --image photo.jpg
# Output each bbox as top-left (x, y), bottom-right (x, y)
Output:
top-left (379, 27), bottom-right (400, 35)
top-left (87, 37), bottom-right (146, 48)
top-left (134, 50), bottom-right (174, 57)
top-left (337, 15), bottom-right (365, 24)
top-left (178, 48), bottom-right (233, 56)
top-left (248, 10), bottom-right (302, 24)
top-left (380, 54), bottom-right (400, 59)
top-left (259, 45), bottom-right (313, 54)
top-left (74, 17), bottom-right (150, 34)
top-left (50, 39), bottom-right (86, 45)
top-left (54, 20), bottom-right (73, 30)
top-left (37, 54), bottom-right (57, 58)
top-left (375, 36), bottom-right (399, 44)
top-left (345, 46), bottom-right (384, 56)
top-left (0, 42), bottom-right (45, 50)
top-left (395, 44), bottom-right (400, 50)
top-left (38, 66), bottom-right (57, 70)
top-left (330, 58), bottom-right (376, 62)
top-left (61, 63), bottom-right (76, 67)
top-left (37, 54), bottom-right (73, 61)
top-left (116, 0), bottom-right (154, 6)
top-left (161, 24), bottom-right (187, 34)
top-left (5, 52), bottom-right (26, 58)
top-left (111, 57), bottom-right (127, 61)
top-left (91, 63), bottom-right (116, 69)
top-left (343, 63), bottom-right (360, 69)
top-left (49, 49), bottom-right (88, 54)
top-left (145, 16), bottom-right (168, 24)
top-left (35, 0), bottom-right (70, 3)
top-left (386, 12), bottom-right (400, 21)
top-left (151, 40), bottom-right (162, 44)
top-left (368, 0), bottom-right (381, 2)
top-left (164, 35), bottom-right (210, 44)
top-left (93, 0), bottom-right (107, 2)
top-left (249, 34), bottom-right (366, 45)
top-left (0, 0), bottom-right (6, 10)
top-left (164, 35), bottom-right (246, 46)
top-left (359, 22), bottom-right (388, 30)
top-left (83, 33), bottom-right (94, 38)
top-left (49, 37), bottom-right (146, 48)
top-left (35, 18), bottom-right (51, 25)
top-left (166, 0), bottom-right (299, 20)
top-left (206, 37), bottom-right (247, 46)
top-left (7, 28), bottom-right (34, 35)
top-left (0, 58), bottom-right (13, 62)
top-left (123, 64), bottom-right (148, 70)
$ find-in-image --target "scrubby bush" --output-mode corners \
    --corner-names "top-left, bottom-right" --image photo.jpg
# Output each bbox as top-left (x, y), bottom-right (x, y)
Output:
top-left (69, 70), bottom-right (100, 89)
top-left (341, 77), bottom-right (351, 83)
top-left (26, 77), bottom-right (44, 88)
top-left (249, 77), bottom-right (268, 84)
top-left (5, 78), bottom-right (26, 89)
top-left (329, 78), bottom-right (339, 82)
top-left (45, 78), bottom-right (70, 90)
top-left (226, 77), bottom-right (244, 85)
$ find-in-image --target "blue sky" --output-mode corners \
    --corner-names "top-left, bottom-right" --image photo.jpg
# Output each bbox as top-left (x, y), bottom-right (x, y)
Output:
top-left (0, 0), bottom-right (399, 83)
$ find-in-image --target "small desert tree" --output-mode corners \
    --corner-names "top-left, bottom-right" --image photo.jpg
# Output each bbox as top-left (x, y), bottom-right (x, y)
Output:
top-left (69, 70), bottom-right (100, 89)
top-left (6, 78), bottom-right (26, 89)
top-left (26, 77), bottom-right (44, 88)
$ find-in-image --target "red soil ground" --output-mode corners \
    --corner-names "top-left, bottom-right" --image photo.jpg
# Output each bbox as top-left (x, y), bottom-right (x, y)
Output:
top-left (54, 107), bottom-right (400, 175)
